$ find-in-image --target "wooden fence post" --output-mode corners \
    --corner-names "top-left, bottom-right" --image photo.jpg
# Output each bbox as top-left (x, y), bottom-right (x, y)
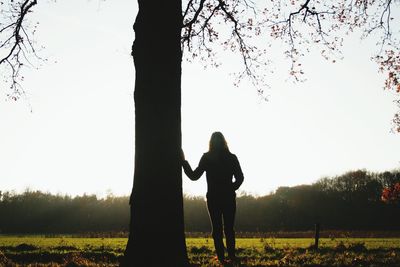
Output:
top-left (314, 223), bottom-right (320, 250)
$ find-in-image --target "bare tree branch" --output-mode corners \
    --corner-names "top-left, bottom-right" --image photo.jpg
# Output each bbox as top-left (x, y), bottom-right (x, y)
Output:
top-left (181, 0), bottom-right (266, 94)
top-left (182, 0), bottom-right (207, 49)
top-left (0, 0), bottom-right (38, 100)
top-left (2, 0), bottom-right (400, 130)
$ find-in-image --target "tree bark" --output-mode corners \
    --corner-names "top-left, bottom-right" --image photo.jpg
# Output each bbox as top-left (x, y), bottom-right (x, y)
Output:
top-left (122, 1), bottom-right (188, 266)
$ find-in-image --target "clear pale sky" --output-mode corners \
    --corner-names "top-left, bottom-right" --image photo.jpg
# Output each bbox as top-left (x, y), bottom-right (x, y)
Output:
top-left (0, 1), bottom-right (399, 197)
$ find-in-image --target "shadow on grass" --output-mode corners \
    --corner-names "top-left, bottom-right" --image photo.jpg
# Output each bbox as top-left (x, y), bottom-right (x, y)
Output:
top-left (0, 244), bottom-right (400, 266)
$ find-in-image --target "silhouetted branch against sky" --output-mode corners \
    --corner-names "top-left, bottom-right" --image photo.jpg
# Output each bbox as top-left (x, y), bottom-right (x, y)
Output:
top-left (182, 0), bottom-right (267, 95)
top-left (1, 0), bottom-right (400, 129)
top-left (0, 0), bottom-right (39, 101)
top-left (270, 0), bottom-right (399, 82)
top-left (181, 0), bottom-right (400, 130)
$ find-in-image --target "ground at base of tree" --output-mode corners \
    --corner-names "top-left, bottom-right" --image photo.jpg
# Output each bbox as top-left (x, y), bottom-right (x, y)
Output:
top-left (0, 237), bottom-right (399, 266)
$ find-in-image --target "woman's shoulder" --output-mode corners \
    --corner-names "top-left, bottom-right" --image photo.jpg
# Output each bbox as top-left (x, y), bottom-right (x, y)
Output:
top-left (202, 152), bottom-right (210, 158)
top-left (205, 151), bottom-right (238, 161)
top-left (204, 151), bottom-right (236, 155)
top-left (200, 152), bottom-right (211, 162)
top-left (228, 152), bottom-right (238, 159)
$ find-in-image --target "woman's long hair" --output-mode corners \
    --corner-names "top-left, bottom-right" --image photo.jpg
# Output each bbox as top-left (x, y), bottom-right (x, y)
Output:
top-left (209, 132), bottom-right (230, 153)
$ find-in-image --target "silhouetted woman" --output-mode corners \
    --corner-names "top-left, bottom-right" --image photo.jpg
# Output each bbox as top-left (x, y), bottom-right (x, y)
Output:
top-left (182, 132), bottom-right (244, 263)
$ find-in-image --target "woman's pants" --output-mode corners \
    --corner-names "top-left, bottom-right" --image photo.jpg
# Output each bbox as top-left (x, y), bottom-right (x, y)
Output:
top-left (207, 193), bottom-right (236, 260)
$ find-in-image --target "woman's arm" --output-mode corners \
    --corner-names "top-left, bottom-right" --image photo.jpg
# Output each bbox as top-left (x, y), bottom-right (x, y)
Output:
top-left (182, 155), bottom-right (206, 181)
top-left (232, 155), bottom-right (244, 190)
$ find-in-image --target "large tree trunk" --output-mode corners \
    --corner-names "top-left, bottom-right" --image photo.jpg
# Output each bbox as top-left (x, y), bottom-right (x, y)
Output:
top-left (122, 0), bottom-right (188, 266)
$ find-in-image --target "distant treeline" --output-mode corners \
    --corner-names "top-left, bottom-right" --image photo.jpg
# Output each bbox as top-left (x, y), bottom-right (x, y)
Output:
top-left (0, 169), bottom-right (399, 234)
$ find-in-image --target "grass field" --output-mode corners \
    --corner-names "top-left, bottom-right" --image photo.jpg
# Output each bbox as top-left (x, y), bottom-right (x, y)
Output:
top-left (0, 236), bottom-right (400, 266)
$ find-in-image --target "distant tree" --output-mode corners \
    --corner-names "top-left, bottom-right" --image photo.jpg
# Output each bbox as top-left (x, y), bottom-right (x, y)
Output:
top-left (1, 177), bottom-right (400, 234)
top-left (315, 170), bottom-right (385, 201)
top-left (2, 0), bottom-right (400, 265)
top-left (376, 170), bottom-right (400, 188)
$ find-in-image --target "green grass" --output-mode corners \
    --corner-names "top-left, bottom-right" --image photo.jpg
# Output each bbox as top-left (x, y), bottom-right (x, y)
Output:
top-left (0, 236), bottom-right (400, 266)
top-left (0, 236), bottom-right (126, 251)
top-left (1, 236), bottom-right (399, 250)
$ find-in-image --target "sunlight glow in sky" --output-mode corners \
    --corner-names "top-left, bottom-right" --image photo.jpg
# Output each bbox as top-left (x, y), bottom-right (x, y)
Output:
top-left (0, 1), bottom-right (399, 197)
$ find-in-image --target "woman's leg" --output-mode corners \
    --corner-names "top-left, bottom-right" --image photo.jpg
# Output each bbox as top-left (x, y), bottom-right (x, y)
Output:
top-left (207, 198), bottom-right (224, 261)
top-left (223, 195), bottom-right (236, 259)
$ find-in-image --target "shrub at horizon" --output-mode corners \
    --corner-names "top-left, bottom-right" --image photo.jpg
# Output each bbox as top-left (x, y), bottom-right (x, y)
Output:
top-left (0, 169), bottom-right (399, 234)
